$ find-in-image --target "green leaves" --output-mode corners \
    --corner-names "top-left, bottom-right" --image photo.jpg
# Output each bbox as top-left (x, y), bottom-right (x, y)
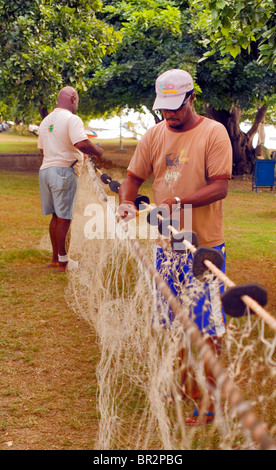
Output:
top-left (0, 0), bottom-right (275, 124)
top-left (189, 0), bottom-right (276, 69)
top-left (81, 0), bottom-right (190, 116)
top-left (0, 0), bottom-right (119, 121)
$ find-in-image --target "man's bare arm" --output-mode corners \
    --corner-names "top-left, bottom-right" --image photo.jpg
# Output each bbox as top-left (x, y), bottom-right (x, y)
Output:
top-left (74, 139), bottom-right (104, 159)
top-left (162, 179), bottom-right (229, 211)
top-left (119, 173), bottom-right (144, 205)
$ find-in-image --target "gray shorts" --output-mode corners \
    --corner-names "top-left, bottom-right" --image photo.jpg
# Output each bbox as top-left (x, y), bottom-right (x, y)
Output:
top-left (39, 166), bottom-right (79, 220)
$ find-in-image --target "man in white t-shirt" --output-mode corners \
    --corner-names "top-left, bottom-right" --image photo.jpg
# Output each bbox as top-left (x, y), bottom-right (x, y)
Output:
top-left (38, 86), bottom-right (104, 272)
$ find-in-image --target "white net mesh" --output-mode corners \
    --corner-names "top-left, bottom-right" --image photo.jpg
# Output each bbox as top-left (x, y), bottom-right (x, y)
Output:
top-left (63, 164), bottom-right (276, 450)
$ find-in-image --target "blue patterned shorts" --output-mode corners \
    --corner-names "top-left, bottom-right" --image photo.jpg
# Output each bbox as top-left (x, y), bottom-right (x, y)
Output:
top-left (154, 243), bottom-right (227, 337)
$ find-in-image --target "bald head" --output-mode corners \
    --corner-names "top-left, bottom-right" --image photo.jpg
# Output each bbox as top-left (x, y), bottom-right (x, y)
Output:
top-left (57, 86), bottom-right (79, 114)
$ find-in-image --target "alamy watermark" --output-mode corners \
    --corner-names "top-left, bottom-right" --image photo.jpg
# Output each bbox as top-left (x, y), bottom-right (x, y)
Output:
top-left (84, 197), bottom-right (193, 244)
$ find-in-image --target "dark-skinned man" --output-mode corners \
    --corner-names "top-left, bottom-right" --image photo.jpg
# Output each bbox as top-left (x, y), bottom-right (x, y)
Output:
top-left (38, 86), bottom-right (104, 272)
top-left (117, 69), bottom-right (232, 425)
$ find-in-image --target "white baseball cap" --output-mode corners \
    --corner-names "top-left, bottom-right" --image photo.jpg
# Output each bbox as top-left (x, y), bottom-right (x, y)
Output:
top-left (153, 69), bottom-right (194, 110)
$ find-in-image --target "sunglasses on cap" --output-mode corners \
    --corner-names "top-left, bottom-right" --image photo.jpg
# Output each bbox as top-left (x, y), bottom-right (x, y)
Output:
top-left (161, 93), bottom-right (193, 112)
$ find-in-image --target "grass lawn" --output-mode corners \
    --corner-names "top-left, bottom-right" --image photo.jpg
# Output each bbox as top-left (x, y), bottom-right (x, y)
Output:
top-left (223, 179), bottom-right (276, 315)
top-left (0, 139), bottom-right (275, 449)
top-left (0, 133), bottom-right (39, 154)
top-left (0, 131), bottom-right (138, 155)
top-left (0, 170), bottom-right (100, 450)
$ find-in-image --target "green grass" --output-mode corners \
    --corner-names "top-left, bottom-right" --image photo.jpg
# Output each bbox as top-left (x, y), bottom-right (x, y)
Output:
top-left (224, 189), bottom-right (276, 261)
top-left (0, 169), bottom-right (100, 450)
top-left (0, 133), bottom-right (39, 154)
top-left (0, 132), bottom-right (137, 155)
top-left (223, 181), bottom-right (276, 317)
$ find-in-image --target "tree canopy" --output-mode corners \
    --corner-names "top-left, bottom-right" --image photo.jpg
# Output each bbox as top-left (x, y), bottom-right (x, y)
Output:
top-left (188, 0), bottom-right (276, 172)
top-left (0, 0), bottom-right (275, 173)
top-left (189, 0), bottom-right (276, 69)
top-left (82, 0), bottom-right (275, 120)
top-left (79, 0), bottom-right (194, 118)
top-left (0, 0), bottom-right (119, 121)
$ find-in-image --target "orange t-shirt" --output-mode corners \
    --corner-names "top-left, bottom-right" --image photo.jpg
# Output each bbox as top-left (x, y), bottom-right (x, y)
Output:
top-left (128, 116), bottom-right (232, 247)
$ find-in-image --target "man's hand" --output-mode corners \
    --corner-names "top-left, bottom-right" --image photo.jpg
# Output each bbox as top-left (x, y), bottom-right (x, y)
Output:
top-left (160, 197), bottom-right (181, 215)
top-left (117, 202), bottom-right (137, 222)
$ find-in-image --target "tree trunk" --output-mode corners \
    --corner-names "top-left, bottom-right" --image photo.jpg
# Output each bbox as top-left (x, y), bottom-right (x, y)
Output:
top-left (38, 106), bottom-right (48, 120)
top-left (205, 105), bottom-right (267, 175)
top-left (255, 118), bottom-right (266, 157)
top-left (38, 97), bottom-right (48, 120)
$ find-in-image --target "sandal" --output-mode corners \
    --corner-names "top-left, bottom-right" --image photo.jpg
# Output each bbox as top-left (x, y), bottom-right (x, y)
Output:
top-left (185, 407), bottom-right (214, 426)
top-left (47, 262), bottom-right (59, 268)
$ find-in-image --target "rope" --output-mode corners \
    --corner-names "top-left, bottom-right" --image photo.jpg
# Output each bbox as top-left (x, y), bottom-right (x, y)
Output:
top-left (91, 160), bottom-right (276, 333)
top-left (86, 160), bottom-right (276, 450)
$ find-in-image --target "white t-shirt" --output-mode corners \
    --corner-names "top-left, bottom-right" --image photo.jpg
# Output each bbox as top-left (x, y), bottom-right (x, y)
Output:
top-left (37, 108), bottom-right (88, 176)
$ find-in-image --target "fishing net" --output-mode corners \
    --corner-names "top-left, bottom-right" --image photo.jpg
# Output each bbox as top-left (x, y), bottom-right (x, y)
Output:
top-left (62, 163), bottom-right (275, 450)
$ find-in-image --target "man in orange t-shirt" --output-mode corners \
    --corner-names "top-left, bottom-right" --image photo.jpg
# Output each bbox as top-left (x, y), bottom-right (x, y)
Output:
top-left (118, 69), bottom-right (232, 424)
